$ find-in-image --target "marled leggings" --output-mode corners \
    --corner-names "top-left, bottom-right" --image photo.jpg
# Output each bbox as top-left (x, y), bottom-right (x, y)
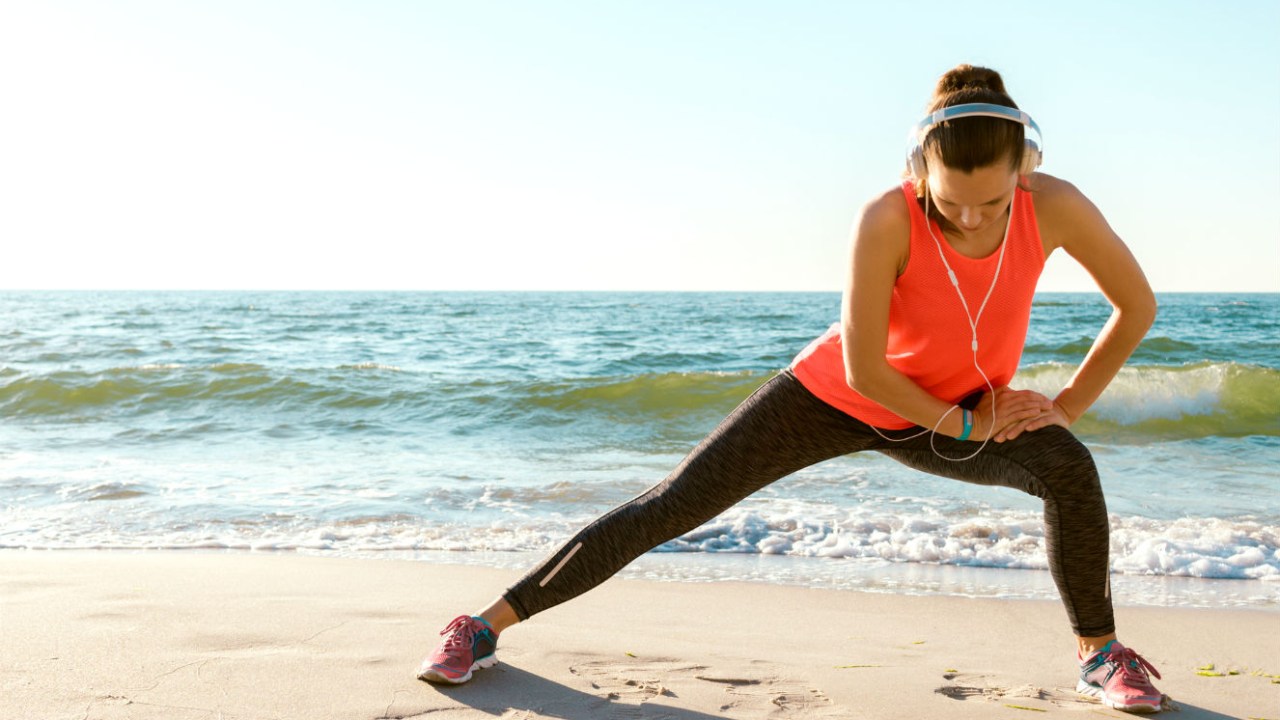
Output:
top-left (503, 370), bottom-right (1115, 637)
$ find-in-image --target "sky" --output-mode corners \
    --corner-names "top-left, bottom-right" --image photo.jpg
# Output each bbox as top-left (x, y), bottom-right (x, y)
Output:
top-left (1, 0), bottom-right (1277, 292)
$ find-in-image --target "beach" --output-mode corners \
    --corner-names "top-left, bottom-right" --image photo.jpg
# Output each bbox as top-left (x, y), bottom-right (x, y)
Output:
top-left (5, 0), bottom-right (1279, 714)
top-left (3, 550), bottom-right (1277, 720)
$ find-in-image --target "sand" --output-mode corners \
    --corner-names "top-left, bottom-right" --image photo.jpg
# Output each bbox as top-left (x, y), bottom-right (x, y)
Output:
top-left (2, 551), bottom-right (1276, 719)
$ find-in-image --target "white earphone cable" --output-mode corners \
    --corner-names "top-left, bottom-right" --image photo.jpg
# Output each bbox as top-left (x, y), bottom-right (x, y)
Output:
top-left (870, 188), bottom-right (1013, 462)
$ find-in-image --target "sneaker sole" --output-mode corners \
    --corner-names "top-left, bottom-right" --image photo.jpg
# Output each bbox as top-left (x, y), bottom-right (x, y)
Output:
top-left (419, 653), bottom-right (499, 685)
top-left (1076, 679), bottom-right (1161, 713)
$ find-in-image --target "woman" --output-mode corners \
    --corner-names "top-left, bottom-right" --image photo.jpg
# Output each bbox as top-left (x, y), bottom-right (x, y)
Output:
top-left (419, 64), bottom-right (1165, 714)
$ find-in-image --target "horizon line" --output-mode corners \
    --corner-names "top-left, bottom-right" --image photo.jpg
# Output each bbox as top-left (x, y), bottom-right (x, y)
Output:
top-left (2, 288), bottom-right (1276, 295)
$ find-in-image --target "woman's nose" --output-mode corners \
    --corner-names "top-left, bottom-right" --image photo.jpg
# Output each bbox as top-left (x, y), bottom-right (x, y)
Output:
top-left (958, 208), bottom-right (981, 229)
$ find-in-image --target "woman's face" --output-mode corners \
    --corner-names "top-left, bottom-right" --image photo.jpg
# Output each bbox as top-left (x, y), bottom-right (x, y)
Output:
top-left (925, 160), bottom-right (1019, 238)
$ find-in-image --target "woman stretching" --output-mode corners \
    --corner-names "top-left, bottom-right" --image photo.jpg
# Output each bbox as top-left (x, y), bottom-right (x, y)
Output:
top-left (418, 64), bottom-right (1165, 713)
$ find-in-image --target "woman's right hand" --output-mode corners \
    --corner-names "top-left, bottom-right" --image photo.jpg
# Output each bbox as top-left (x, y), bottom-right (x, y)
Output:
top-left (970, 386), bottom-right (1055, 442)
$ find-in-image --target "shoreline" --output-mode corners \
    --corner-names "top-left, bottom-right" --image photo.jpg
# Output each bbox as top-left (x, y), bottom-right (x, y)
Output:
top-left (10, 545), bottom-right (1274, 612)
top-left (3, 550), bottom-right (1277, 719)
top-left (383, 547), bottom-right (1280, 612)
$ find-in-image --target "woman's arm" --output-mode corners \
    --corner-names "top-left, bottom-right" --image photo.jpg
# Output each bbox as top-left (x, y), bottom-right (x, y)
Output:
top-left (841, 190), bottom-right (1050, 439)
top-left (1000, 176), bottom-right (1157, 440)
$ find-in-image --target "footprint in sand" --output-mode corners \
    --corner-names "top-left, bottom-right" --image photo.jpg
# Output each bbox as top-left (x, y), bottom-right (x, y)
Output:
top-left (935, 671), bottom-right (1104, 711)
top-left (569, 659), bottom-right (695, 704)
top-left (569, 659), bottom-right (842, 718)
top-left (700, 672), bottom-right (839, 717)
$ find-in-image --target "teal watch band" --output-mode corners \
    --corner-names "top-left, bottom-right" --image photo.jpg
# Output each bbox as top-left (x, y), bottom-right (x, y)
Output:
top-left (957, 408), bottom-right (973, 441)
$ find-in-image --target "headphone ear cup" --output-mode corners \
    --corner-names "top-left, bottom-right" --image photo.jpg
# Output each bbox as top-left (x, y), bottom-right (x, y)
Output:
top-left (1020, 139), bottom-right (1042, 175)
top-left (908, 145), bottom-right (929, 180)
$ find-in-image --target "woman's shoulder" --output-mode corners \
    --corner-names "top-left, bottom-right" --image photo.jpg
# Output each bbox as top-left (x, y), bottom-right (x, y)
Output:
top-left (1025, 172), bottom-right (1110, 252)
top-left (851, 184), bottom-right (914, 274)
top-left (857, 184), bottom-right (913, 236)
top-left (1025, 172), bottom-right (1093, 218)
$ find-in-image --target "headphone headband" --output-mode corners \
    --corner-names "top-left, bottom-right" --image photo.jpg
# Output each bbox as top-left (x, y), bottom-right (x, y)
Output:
top-left (906, 102), bottom-right (1043, 179)
top-left (912, 103), bottom-right (1041, 142)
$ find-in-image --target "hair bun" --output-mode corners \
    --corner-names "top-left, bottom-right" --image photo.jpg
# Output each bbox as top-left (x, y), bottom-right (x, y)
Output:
top-left (936, 64), bottom-right (1007, 96)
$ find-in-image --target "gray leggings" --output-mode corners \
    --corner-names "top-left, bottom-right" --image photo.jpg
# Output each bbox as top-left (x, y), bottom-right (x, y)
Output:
top-left (503, 370), bottom-right (1115, 637)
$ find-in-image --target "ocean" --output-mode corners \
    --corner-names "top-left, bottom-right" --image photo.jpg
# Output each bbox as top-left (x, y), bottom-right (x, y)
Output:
top-left (1, 291), bottom-right (1276, 610)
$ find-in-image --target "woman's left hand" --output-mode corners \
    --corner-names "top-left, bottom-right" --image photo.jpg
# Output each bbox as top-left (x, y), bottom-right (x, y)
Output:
top-left (993, 394), bottom-right (1073, 442)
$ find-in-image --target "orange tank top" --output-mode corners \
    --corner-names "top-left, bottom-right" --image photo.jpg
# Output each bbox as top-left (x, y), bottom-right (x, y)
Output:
top-left (790, 180), bottom-right (1045, 429)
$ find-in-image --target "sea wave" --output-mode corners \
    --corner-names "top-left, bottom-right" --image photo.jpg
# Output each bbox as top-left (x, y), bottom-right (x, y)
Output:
top-left (0, 363), bottom-right (420, 418)
top-left (2, 362), bottom-right (1274, 440)
top-left (658, 507), bottom-right (1280, 582)
top-left (1023, 334), bottom-right (1280, 367)
top-left (4, 505), bottom-right (1275, 583)
top-left (1014, 362), bottom-right (1279, 440)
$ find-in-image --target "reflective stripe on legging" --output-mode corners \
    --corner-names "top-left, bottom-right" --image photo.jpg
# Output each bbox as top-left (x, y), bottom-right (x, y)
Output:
top-left (502, 370), bottom-right (1115, 637)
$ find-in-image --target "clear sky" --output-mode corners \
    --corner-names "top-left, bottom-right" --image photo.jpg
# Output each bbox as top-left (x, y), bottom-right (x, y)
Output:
top-left (2, 0), bottom-right (1277, 292)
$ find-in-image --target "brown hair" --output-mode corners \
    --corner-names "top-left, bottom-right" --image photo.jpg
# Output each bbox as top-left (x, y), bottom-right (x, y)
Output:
top-left (912, 64), bottom-right (1026, 195)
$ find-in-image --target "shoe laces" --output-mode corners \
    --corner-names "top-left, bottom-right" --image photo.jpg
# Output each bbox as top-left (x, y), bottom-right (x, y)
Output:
top-left (1105, 644), bottom-right (1162, 683)
top-left (439, 615), bottom-right (480, 654)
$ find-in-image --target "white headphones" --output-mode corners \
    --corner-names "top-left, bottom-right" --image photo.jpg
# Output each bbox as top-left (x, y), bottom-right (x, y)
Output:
top-left (906, 102), bottom-right (1043, 180)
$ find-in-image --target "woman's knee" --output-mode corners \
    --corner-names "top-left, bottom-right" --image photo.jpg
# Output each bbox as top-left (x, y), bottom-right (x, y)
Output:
top-left (1013, 426), bottom-right (1101, 497)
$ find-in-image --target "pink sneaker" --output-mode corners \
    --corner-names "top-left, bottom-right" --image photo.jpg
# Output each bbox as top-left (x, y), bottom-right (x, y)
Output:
top-left (417, 615), bottom-right (499, 684)
top-left (1077, 640), bottom-right (1164, 713)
